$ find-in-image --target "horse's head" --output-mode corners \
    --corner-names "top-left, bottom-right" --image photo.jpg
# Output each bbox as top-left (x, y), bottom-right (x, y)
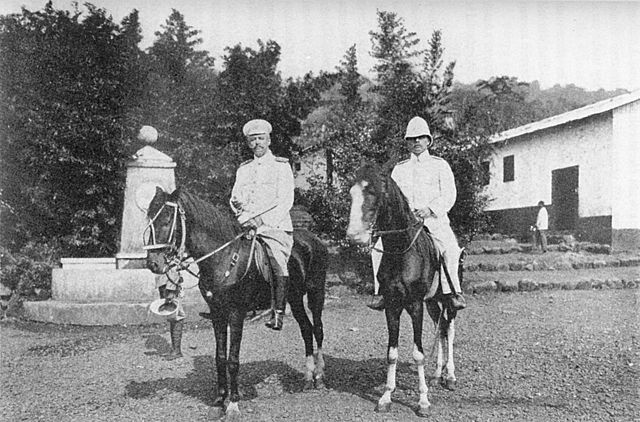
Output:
top-left (144, 187), bottom-right (184, 274)
top-left (346, 163), bottom-right (387, 245)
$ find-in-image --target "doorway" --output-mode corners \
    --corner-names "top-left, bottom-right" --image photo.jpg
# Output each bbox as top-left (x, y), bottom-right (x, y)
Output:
top-left (551, 165), bottom-right (579, 230)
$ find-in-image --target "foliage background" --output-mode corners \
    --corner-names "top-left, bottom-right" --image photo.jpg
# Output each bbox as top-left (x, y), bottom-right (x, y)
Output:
top-left (0, 4), bottom-right (627, 297)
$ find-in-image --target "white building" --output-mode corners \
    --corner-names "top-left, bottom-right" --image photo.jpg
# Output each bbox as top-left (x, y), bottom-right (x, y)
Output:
top-left (484, 90), bottom-right (640, 250)
top-left (292, 146), bottom-right (328, 190)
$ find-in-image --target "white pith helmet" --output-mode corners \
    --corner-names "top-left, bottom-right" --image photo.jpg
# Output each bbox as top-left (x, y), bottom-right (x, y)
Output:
top-left (149, 298), bottom-right (178, 317)
top-left (404, 116), bottom-right (432, 142)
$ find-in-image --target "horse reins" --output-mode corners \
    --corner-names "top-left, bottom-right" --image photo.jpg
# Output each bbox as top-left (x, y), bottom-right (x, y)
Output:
top-left (369, 216), bottom-right (425, 256)
top-left (145, 200), bottom-right (276, 283)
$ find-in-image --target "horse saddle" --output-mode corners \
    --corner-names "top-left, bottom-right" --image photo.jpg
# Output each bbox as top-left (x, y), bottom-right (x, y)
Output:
top-left (249, 235), bottom-right (275, 286)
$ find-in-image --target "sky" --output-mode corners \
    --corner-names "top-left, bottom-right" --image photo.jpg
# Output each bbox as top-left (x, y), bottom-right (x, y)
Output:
top-left (2, 0), bottom-right (639, 91)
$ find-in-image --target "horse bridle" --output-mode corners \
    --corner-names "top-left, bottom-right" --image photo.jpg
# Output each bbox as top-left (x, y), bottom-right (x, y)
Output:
top-left (143, 201), bottom-right (188, 271)
top-left (367, 200), bottom-right (425, 255)
top-left (143, 199), bottom-right (261, 282)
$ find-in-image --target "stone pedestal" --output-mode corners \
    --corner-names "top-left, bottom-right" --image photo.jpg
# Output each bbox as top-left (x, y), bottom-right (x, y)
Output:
top-left (116, 146), bottom-right (176, 269)
top-left (23, 258), bottom-right (206, 326)
top-left (22, 142), bottom-right (209, 326)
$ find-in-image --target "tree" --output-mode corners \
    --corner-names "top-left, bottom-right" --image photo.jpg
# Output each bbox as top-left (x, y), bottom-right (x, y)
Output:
top-left (0, 2), bottom-right (147, 255)
top-left (417, 31), bottom-right (492, 239)
top-left (214, 40), bottom-right (317, 160)
top-left (143, 9), bottom-right (222, 201)
top-left (338, 44), bottom-right (362, 110)
top-left (295, 45), bottom-right (378, 239)
top-left (147, 9), bottom-right (213, 84)
top-left (369, 10), bottom-right (424, 156)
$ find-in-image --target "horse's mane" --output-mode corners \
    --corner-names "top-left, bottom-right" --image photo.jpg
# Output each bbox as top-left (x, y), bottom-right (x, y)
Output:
top-left (177, 189), bottom-right (242, 239)
top-left (358, 162), bottom-right (434, 259)
top-left (356, 163), bottom-right (415, 227)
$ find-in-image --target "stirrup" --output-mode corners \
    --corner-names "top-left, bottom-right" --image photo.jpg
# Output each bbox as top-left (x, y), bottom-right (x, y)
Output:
top-left (199, 312), bottom-right (214, 320)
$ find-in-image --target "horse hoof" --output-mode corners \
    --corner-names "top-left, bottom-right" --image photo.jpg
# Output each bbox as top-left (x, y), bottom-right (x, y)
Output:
top-left (315, 378), bottom-right (326, 390)
top-left (303, 380), bottom-right (314, 391)
top-left (429, 377), bottom-right (442, 387)
top-left (442, 378), bottom-right (457, 391)
top-left (207, 406), bottom-right (224, 420)
top-left (416, 405), bottom-right (431, 418)
top-left (212, 396), bottom-right (226, 408)
top-left (375, 402), bottom-right (391, 413)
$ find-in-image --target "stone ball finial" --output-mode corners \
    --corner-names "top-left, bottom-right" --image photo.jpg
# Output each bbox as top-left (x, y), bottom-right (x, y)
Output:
top-left (137, 125), bottom-right (158, 144)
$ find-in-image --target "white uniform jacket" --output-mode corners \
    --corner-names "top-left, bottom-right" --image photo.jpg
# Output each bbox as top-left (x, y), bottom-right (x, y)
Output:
top-left (230, 150), bottom-right (294, 232)
top-left (536, 207), bottom-right (548, 230)
top-left (391, 152), bottom-right (457, 238)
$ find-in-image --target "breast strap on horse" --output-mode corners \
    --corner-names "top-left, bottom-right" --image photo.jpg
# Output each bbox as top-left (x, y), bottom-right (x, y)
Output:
top-left (371, 224), bottom-right (457, 301)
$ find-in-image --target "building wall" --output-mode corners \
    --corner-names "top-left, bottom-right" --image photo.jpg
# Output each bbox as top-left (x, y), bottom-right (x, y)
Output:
top-left (293, 148), bottom-right (327, 190)
top-left (611, 101), bottom-right (640, 250)
top-left (484, 112), bottom-right (614, 219)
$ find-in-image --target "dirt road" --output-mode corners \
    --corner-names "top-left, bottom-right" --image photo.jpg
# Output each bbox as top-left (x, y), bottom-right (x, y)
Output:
top-left (2, 289), bottom-right (638, 421)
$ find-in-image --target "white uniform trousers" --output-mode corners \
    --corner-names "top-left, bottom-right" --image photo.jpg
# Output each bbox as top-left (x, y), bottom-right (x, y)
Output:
top-left (371, 221), bottom-right (462, 295)
top-left (256, 227), bottom-right (294, 277)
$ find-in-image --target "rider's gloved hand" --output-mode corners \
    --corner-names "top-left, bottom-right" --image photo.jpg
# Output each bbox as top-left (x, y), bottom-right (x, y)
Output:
top-left (241, 216), bottom-right (263, 229)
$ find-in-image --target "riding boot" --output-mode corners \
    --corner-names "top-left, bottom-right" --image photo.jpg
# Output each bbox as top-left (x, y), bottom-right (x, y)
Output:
top-left (266, 276), bottom-right (288, 331)
top-left (448, 293), bottom-right (467, 310)
top-left (451, 248), bottom-right (467, 310)
top-left (441, 249), bottom-right (466, 311)
top-left (166, 320), bottom-right (183, 360)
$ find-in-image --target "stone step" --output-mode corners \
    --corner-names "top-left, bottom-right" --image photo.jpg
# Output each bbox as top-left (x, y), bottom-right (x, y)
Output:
top-left (464, 256), bottom-right (640, 272)
top-left (22, 300), bottom-right (209, 326)
top-left (464, 267), bottom-right (640, 294)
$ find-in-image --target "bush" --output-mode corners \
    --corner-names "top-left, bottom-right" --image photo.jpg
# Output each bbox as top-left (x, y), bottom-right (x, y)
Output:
top-left (295, 178), bottom-right (351, 242)
top-left (0, 242), bottom-right (59, 299)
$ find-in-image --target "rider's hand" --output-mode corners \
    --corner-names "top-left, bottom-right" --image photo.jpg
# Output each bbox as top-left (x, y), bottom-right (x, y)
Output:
top-left (414, 207), bottom-right (435, 219)
top-left (231, 197), bottom-right (244, 213)
top-left (241, 216), bottom-right (263, 229)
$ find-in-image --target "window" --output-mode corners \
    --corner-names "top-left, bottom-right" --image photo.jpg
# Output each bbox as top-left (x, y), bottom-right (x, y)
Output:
top-left (294, 161), bottom-right (301, 172)
top-left (503, 155), bottom-right (514, 182)
top-left (481, 161), bottom-right (490, 186)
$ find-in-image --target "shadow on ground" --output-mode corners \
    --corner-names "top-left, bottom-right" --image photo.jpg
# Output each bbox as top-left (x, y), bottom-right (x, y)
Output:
top-left (123, 352), bottom-right (435, 414)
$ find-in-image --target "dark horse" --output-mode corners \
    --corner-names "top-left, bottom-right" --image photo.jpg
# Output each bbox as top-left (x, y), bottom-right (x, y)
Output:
top-left (145, 187), bottom-right (327, 419)
top-left (346, 163), bottom-right (461, 417)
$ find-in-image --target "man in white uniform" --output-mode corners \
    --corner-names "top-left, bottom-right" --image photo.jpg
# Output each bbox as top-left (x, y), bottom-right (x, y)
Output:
top-left (369, 116), bottom-right (466, 311)
top-left (533, 200), bottom-right (548, 252)
top-left (230, 119), bottom-right (295, 330)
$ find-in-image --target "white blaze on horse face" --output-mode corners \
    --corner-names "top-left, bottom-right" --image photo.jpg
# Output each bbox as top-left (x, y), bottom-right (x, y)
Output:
top-left (347, 181), bottom-right (370, 244)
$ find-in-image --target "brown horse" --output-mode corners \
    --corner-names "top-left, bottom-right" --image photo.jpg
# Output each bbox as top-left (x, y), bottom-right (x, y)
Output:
top-left (346, 162), bottom-right (461, 417)
top-left (145, 187), bottom-right (327, 420)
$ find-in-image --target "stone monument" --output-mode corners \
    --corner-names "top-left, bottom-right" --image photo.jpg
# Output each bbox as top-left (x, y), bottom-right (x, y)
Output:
top-left (22, 126), bottom-right (206, 325)
top-left (116, 126), bottom-right (176, 269)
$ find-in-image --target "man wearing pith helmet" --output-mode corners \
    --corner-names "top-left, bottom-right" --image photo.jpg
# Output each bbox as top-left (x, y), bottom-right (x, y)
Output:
top-left (230, 119), bottom-right (295, 331)
top-left (369, 116), bottom-right (467, 311)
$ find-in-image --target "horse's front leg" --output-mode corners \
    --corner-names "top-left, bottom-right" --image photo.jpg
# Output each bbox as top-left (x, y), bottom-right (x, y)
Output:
top-left (376, 302), bottom-right (402, 413)
top-left (426, 301), bottom-right (445, 387)
top-left (224, 306), bottom-right (246, 420)
top-left (442, 314), bottom-right (457, 390)
top-left (288, 294), bottom-right (315, 390)
top-left (210, 313), bottom-right (229, 410)
top-left (407, 300), bottom-right (430, 417)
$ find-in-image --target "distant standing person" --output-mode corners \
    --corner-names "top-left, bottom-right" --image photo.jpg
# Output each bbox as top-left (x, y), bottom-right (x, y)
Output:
top-left (534, 201), bottom-right (548, 252)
